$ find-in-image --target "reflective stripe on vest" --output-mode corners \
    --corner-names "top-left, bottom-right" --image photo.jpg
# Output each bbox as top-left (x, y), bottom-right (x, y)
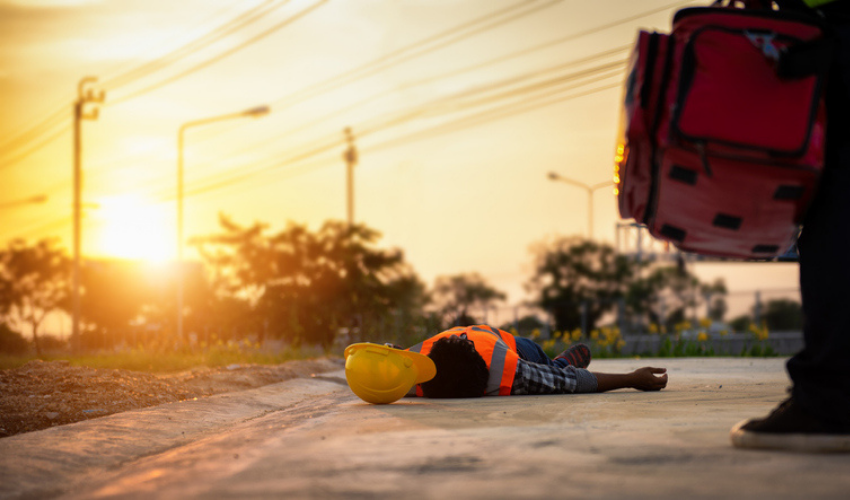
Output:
top-left (408, 325), bottom-right (519, 396)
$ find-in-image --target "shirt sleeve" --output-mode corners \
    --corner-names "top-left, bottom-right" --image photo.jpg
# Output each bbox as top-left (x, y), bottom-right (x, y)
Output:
top-left (511, 359), bottom-right (598, 395)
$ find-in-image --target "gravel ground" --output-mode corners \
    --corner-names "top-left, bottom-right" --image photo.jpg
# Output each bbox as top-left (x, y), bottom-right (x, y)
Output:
top-left (0, 357), bottom-right (343, 438)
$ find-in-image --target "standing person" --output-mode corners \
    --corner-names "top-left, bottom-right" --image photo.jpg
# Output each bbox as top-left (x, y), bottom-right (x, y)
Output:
top-left (731, 0), bottom-right (850, 452)
top-left (405, 325), bottom-right (667, 398)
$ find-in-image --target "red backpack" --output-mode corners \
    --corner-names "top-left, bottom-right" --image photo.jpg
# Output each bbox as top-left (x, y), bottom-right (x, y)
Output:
top-left (616, 0), bottom-right (831, 259)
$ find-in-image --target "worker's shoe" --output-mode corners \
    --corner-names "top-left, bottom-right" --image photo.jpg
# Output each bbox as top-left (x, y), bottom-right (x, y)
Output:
top-left (730, 395), bottom-right (850, 453)
top-left (554, 343), bottom-right (591, 369)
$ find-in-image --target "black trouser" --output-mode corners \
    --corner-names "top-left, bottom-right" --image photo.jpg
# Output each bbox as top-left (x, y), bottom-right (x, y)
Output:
top-left (788, 7), bottom-right (850, 428)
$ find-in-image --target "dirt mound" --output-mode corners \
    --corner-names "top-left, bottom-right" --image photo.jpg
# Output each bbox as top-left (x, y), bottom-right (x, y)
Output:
top-left (0, 357), bottom-right (343, 438)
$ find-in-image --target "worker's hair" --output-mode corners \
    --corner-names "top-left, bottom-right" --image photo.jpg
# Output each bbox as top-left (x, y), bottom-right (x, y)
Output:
top-left (421, 335), bottom-right (489, 398)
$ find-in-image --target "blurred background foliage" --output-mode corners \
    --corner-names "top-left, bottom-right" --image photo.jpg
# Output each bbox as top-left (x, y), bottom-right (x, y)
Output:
top-left (0, 224), bottom-right (801, 361)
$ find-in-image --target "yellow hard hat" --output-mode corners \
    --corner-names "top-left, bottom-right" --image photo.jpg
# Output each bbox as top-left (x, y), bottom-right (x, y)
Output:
top-left (344, 343), bottom-right (436, 404)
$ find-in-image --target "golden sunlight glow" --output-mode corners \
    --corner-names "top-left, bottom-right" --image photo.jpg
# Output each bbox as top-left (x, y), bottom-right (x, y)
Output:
top-left (93, 195), bottom-right (172, 262)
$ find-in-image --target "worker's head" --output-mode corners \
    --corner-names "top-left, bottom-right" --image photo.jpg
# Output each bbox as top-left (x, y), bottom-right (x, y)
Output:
top-left (421, 334), bottom-right (488, 398)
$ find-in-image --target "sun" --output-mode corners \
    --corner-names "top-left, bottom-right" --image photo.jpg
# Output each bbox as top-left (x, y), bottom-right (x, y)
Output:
top-left (93, 195), bottom-right (173, 263)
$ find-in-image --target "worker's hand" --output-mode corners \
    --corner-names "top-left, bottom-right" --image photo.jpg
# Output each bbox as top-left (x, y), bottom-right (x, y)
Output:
top-left (630, 367), bottom-right (668, 391)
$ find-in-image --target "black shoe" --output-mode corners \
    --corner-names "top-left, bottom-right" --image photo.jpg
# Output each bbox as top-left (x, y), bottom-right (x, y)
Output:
top-left (730, 396), bottom-right (850, 453)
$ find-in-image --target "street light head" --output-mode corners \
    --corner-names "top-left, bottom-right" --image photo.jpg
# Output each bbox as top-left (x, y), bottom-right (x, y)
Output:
top-left (243, 105), bottom-right (270, 117)
top-left (547, 172), bottom-right (560, 181)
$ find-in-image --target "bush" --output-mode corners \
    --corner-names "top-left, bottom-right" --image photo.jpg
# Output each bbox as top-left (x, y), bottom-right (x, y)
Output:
top-left (0, 323), bottom-right (29, 355)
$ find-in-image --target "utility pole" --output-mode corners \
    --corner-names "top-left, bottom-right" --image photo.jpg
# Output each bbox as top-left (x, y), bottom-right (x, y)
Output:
top-left (72, 77), bottom-right (104, 353)
top-left (343, 127), bottom-right (358, 227)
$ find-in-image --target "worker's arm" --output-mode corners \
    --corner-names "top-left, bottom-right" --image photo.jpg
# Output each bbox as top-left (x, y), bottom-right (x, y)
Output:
top-left (592, 367), bottom-right (668, 392)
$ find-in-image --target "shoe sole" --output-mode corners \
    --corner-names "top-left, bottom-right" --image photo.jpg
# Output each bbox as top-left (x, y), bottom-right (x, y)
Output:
top-left (730, 419), bottom-right (850, 453)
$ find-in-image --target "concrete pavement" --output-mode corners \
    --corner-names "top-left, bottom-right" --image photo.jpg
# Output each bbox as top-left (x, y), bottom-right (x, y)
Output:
top-left (2, 358), bottom-right (849, 499)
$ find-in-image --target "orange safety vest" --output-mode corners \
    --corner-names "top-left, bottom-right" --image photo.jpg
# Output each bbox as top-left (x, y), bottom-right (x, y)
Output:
top-left (407, 325), bottom-right (519, 396)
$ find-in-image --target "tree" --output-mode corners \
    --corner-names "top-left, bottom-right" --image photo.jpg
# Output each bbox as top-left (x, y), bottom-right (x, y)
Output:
top-left (625, 265), bottom-right (714, 331)
top-left (527, 237), bottom-right (637, 332)
top-left (700, 278), bottom-right (728, 321)
top-left (761, 298), bottom-right (803, 331)
top-left (431, 273), bottom-right (506, 327)
top-left (0, 322), bottom-right (28, 355)
top-left (194, 216), bottom-right (426, 348)
top-left (0, 239), bottom-right (70, 356)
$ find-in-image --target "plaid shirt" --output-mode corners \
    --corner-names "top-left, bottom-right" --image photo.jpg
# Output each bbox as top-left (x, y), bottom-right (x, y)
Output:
top-left (510, 359), bottom-right (598, 395)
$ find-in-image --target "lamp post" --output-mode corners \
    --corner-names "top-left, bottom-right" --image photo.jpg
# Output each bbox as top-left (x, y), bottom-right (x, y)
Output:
top-left (177, 105), bottom-right (269, 342)
top-left (547, 171), bottom-right (613, 239)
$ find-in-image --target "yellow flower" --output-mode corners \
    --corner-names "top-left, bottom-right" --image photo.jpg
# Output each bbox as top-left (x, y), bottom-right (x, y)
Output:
top-left (699, 318), bottom-right (712, 329)
top-left (648, 323), bottom-right (659, 335)
top-left (616, 339), bottom-right (626, 350)
top-left (696, 332), bottom-right (709, 342)
top-left (590, 330), bottom-right (600, 340)
top-left (719, 329), bottom-right (729, 337)
top-left (531, 328), bottom-right (540, 340)
top-left (571, 328), bottom-right (582, 342)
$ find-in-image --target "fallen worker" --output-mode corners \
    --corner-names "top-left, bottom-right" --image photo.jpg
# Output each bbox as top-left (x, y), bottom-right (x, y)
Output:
top-left (405, 324), bottom-right (667, 398)
top-left (343, 324), bottom-right (667, 404)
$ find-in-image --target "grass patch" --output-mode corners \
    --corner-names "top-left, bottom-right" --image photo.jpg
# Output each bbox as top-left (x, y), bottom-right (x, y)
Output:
top-left (0, 343), bottom-right (326, 373)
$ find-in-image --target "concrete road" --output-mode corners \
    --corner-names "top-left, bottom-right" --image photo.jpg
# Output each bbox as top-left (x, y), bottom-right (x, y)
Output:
top-left (2, 358), bottom-right (849, 499)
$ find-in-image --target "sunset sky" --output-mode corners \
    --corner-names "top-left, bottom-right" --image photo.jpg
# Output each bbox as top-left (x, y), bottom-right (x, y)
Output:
top-left (0, 0), bottom-right (798, 312)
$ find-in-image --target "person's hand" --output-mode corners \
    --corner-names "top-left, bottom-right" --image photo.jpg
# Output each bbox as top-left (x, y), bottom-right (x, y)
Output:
top-left (630, 367), bottom-right (668, 391)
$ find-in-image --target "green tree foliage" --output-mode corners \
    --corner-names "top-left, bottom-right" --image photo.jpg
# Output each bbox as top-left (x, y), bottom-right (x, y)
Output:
top-left (626, 265), bottom-right (707, 330)
top-left (761, 298), bottom-right (803, 331)
top-left (193, 216), bottom-right (427, 348)
top-left (0, 322), bottom-right (29, 355)
top-left (0, 239), bottom-right (70, 356)
top-left (432, 273), bottom-right (506, 327)
top-left (527, 237), bottom-right (637, 332)
top-left (730, 314), bottom-right (752, 333)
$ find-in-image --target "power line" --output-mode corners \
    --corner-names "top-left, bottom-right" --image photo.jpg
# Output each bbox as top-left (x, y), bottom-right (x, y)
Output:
top-left (51, 0), bottom-right (569, 195)
top-left (177, 0), bottom-right (562, 150)
top-left (155, 61), bottom-right (625, 201)
top-left (265, 0), bottom-right (562, 113)
top-left (129, 55), bottom-right (625, 203)
top-left (1, 2), bottom-right (284, 163)
top-left (1, 59), bottom-right (623, 241)
top-left (107, 0), bottom-right (328, 106)
top-left (101, 1), bottom-right (285, 90)
top-left (177, 0), bottom-right (690, 160)
top-left (186, 81), bottom-right (623, 202)
top-left (3, 1), bottom-right (690, 216)
top-left (223, 44), bottom-right (630, 158)
top-left (0, 107), bottom-right (68, 154)
top-left (2, 0), bottom-right (682, 171)
top-left (1, 126), bottom-right (69, 171)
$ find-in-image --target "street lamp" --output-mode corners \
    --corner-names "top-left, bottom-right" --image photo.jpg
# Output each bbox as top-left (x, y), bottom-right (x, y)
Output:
top-left (177, 105), bottom-right (270, 341)
top-left (547, 171), bottom-right (613, 239)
